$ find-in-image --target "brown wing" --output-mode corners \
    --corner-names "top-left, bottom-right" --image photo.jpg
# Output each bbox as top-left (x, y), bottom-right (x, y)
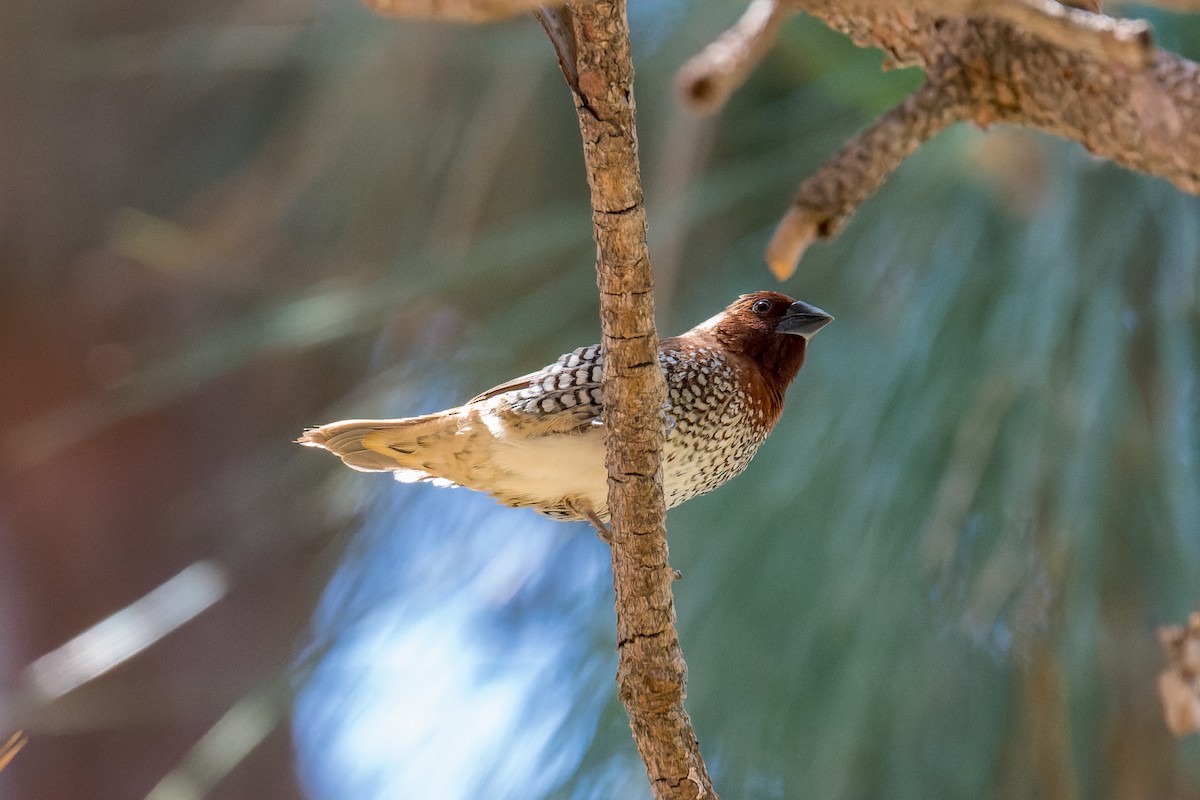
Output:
top-left (468, 368), bottom-right (550, 404)
top-left (468, 344), bottom-right (606, 429)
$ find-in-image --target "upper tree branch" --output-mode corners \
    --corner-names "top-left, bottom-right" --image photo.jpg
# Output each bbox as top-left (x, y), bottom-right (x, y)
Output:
top-left (676, 0), bottom-right (791, 114)
top-left (680, 0), bottom-right (1200, 277)
top-left (537, 4), bottom-right (716, 796)
top-left (975, 0), bottom-right (1152, 68)
top-left (765, 77), bottom-right (962, 277)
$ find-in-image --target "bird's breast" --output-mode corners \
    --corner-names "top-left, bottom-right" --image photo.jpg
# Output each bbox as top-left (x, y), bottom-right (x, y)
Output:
top-left (659, 346), bottom-right (774, 510)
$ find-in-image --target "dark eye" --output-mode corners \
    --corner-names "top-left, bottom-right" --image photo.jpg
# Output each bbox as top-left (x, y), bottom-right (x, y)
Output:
top-left (751, 299), bottom-right (773, 315)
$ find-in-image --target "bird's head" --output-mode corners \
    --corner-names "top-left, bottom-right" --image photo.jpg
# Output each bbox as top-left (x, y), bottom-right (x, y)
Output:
top-left (685, 290), bottom-right (833, 387)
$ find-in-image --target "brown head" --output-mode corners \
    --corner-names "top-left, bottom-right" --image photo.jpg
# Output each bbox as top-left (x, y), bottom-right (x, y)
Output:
top-left (677, 290), bottom-right (833, 410)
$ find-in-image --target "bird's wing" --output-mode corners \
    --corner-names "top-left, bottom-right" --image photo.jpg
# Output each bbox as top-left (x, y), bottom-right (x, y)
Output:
top-left (469, 344), bottom-right (607, 434)
top-left (467, 369), bottom-right (552, 404)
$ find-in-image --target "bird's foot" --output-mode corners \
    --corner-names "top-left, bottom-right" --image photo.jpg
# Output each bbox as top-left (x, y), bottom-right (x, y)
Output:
top-left (568, 500), bottom-right (612, 544)
top-left (566, 502), bottom-right (681, 577)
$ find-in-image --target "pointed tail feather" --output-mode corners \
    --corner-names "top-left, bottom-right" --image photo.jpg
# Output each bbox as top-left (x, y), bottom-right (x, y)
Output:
top-left (297, 414), bottom-right (456, 475)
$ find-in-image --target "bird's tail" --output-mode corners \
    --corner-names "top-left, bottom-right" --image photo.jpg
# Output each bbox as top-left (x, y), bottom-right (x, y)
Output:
top-left (297, 413), bottom-right (462, 482)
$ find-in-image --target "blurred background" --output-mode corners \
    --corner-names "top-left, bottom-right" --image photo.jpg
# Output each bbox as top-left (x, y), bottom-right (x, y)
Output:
top-left (2, 0), bottom-right (1199, 797)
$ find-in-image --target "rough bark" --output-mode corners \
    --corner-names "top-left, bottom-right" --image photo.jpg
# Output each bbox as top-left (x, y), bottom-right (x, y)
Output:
top-left (537, 5), bottom-right (716, 797)
top-left (679, 0), bottom-right (1200, 277)
top-left (359, 0), bottom-right (714, 791)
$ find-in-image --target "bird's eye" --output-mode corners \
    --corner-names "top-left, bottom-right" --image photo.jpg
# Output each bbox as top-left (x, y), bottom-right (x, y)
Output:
top-left (751, 299), bottom-right (773, 315)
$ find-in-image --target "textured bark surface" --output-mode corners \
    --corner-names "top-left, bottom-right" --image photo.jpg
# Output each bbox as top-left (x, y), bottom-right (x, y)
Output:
top-left (538, 4), bottom-right (716, 796)
top-left (362, 0), bottom-right (715, 791)
top-left (680, 0), bottom-right (1200, 277)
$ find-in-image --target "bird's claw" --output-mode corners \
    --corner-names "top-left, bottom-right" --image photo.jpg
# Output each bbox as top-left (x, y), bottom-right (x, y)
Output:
top-left (568, 500), bottom-right (612, 543)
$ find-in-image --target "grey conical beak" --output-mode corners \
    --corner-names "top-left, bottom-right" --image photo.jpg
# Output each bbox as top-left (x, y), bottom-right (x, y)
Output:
top-left (775, 300), bottom-right (833, 339)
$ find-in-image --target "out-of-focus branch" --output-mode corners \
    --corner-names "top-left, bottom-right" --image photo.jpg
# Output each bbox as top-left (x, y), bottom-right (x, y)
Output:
top-left (1159, 611), bottom-right (1200, 736)
top-left (678, 0), bottom-right (1152, 112)
top-left (681, 0), bottom-right (1200, 278)
top-left (975, 0), bottom-right (1152, 68)
top-left (537, 3), bottom-right (716, 798)
top-left (676, 0), bottom-right (794, 114)
top-left (798, 0), bottom-right (1154, 67)
top-left (767, 78), bottom-right (963, 278)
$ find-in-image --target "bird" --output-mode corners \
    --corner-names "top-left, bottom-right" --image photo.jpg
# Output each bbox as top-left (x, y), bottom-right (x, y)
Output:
top-left (299, 291), bottom-right (831, 528)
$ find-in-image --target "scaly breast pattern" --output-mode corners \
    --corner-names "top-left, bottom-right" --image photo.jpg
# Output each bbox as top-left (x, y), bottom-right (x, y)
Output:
top-left (494, 343), bottom-right (772, 520)
top-left (659, 345), bottom-right (771, 511)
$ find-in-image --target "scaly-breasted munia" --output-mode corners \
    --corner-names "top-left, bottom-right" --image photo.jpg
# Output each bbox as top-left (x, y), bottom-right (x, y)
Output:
top-left (299, 291), bottom-right (831, 523)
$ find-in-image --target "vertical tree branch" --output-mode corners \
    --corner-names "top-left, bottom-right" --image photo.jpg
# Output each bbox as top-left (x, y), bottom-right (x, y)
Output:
top-left (538, 3), bottom-right (716, 798)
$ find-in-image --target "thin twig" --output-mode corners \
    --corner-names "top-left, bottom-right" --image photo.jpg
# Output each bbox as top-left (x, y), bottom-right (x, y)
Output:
top-left (676, 0), bottom-right (793, 114)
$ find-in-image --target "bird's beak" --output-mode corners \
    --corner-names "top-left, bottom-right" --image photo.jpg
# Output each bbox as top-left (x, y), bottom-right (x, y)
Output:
top-left (775, 300), bottom-right (833, 340)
